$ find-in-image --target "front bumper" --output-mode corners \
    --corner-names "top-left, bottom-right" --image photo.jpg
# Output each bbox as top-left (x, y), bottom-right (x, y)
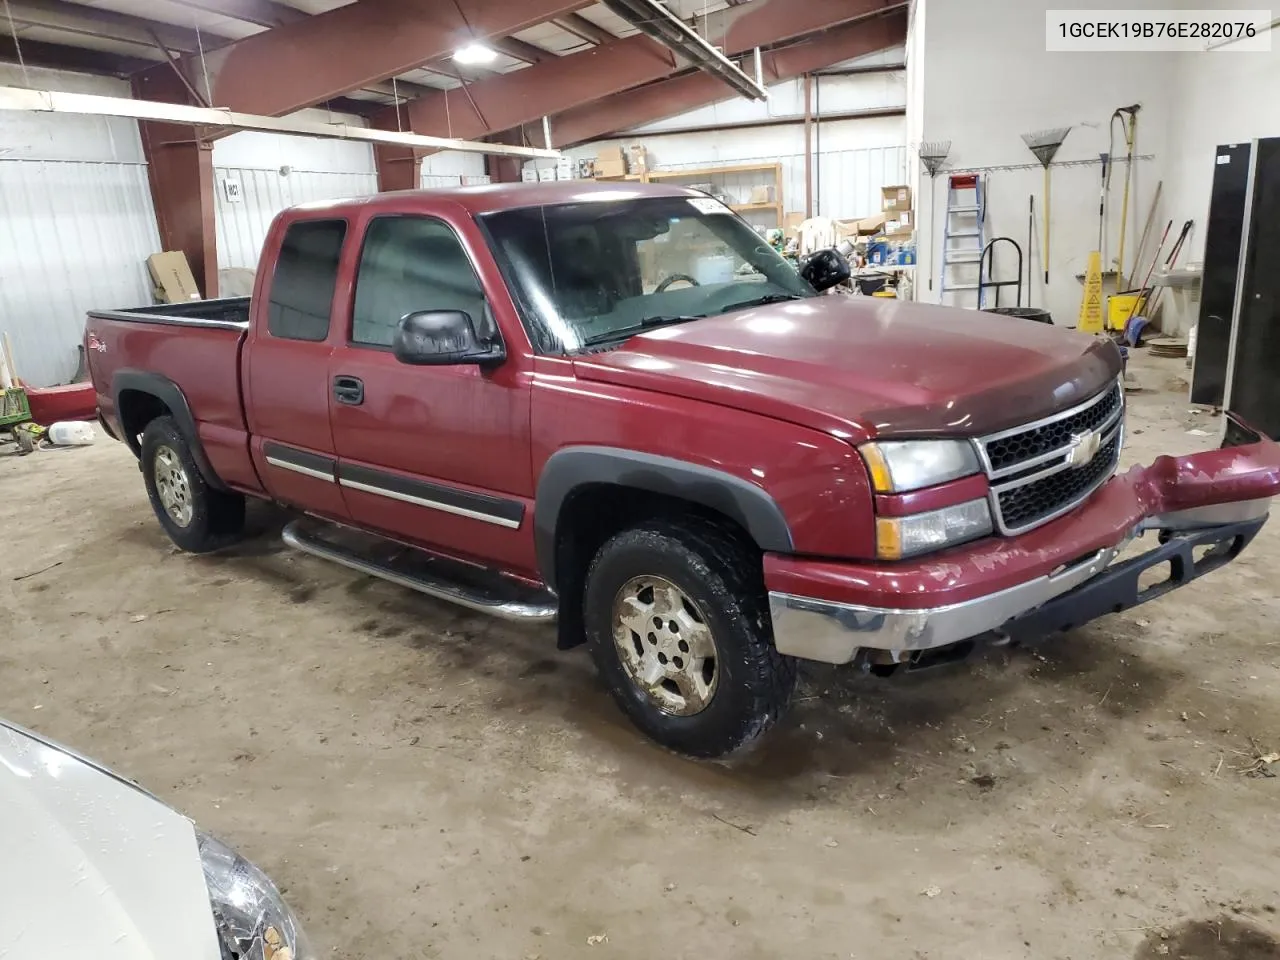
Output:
top-left (766, 416), bottom-right (1280, 664)
top-left (769, 506), bottom-right (1267, 662)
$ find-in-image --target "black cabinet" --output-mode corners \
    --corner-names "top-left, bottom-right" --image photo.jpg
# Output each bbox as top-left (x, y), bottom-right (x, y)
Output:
top-left (1190, 142), bottom-right (1250, 406)
top-left (1225, 137), bottom-right (1280, 439)
top-left (1191, 136), bottom-right (1280, 440)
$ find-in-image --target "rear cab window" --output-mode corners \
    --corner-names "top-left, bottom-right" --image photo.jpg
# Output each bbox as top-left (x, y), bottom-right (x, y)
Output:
top-left (266, 219), bottom-right (347, 341)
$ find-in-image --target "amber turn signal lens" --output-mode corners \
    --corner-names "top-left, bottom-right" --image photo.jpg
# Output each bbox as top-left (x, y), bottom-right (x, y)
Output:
top-left (875, 517), bottom-right (903, 560)
top-left (861, 444), bottom-right (895, 493)
top-left (875, 499), bottom-right (993, 561)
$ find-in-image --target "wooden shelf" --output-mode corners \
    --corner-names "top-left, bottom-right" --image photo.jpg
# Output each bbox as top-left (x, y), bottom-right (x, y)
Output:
top-left (648, 162), bottom-right (781, 179)
top-left (590, 161), bottom-right (784, 228)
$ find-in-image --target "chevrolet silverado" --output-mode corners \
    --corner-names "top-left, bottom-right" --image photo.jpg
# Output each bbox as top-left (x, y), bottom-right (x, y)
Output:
top-left (86, 182), bottom-right (1280, 757)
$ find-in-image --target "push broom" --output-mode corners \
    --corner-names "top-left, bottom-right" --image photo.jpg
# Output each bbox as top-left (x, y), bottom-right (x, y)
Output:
top-left (1021, 126), bottom-right (1072, 286)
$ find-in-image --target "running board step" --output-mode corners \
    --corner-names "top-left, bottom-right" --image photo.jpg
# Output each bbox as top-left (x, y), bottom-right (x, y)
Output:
top-left (282, 520), bottom-right (557, 623)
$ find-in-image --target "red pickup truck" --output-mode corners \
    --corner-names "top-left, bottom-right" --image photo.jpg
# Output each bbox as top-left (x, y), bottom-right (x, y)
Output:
top-left (86, 182), bottom-right (1280, 758)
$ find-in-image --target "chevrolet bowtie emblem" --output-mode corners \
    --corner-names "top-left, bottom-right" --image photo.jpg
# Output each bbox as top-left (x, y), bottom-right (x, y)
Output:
top-left (1066, 429), bottom-right (1102, 468)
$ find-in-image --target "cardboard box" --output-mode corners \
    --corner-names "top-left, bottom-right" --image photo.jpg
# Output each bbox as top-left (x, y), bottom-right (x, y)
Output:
top-left (881, 185), bottom-right (913, 213)
top-left (748, 184), bottom-right (774, 204)
top-left (856, 212), bottom-right (888, 235)
top-left (521, 167), bottom-right (539, 182)
top-left (783, 212), bottom-right (805, 237)
top-left (595, 146), bottom-right (627, 178)
top-left (885, 209), bottom-right (915, 238)
top-left (834, 219), bottom-right (860, 241)
top-left (147, 251), bottom-right (201, 303)
top-left (537, 166), bottom-right (557, 182)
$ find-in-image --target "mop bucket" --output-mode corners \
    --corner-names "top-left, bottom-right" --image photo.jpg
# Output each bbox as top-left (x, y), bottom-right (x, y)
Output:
top-left (1107, 291), bottom-right (1146, 331)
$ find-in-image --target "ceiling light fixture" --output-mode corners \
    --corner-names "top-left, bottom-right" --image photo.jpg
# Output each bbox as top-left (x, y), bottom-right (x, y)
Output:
top-left (453, 43), bottom-right (498, 65)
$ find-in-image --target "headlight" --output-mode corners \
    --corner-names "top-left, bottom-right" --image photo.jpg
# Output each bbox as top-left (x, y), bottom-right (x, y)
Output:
top-left (198, 830), bottom-right (313, 960)
top-left (875, 498), bottom-right (993, 560)
top-left (860, 439), bottom-right (980, 493)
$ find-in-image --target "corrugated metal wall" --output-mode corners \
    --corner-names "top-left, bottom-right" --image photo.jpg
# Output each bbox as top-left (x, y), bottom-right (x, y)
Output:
top-left (0, 60), bottom-right (164, 388)
top-left (814, 145), bottom-right (909, 220)
top-left (0, 158), bottom-right (161, 387)
top-left (214, 166), bottom-right (378, 271)
top-left (212, 119), bottom-right (380, 273)
top-left (655, 145), bottom-right (908, 221)
top-left (421, 150), bottom-right (491, 189)
top-left (213, 149), bottom-right (494, 271)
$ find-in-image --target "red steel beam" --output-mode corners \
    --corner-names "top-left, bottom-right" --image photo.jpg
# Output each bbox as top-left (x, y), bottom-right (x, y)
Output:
top-left (542, 13), bottom-right (906, 146)
top-left (139, 0), bottom-right (591, 118)
top-left (374, 0), bottom-right (902, 146)
top-left (374, 144), bottom-right (421, 193)
top-left (132, 66), bottom-right (220, 298)
top-left (387, 38), bottom-right (677, 146)
top-left (5, 0), bottom-right (210, 55)
top-left (491, 36), bottom-right (550, 64)
top-left (718, 0), bottom-right (905, 48)
top-left (0, 34), bottom-right (152, 77)
top-left (165, 0), bottom-right (305, 28)
top-left (554, 12), bottom-right (615, 45)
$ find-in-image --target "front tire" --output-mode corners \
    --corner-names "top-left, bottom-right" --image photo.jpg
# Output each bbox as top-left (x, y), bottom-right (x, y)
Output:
top-left (584, 519), bottom-right (796, 758)
top-left (140, 416), bottom-right (244, 553)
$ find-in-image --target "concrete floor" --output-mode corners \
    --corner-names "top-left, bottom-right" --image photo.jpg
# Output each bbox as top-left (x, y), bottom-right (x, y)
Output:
top-left (3, 353), bottom-right (1280, 960)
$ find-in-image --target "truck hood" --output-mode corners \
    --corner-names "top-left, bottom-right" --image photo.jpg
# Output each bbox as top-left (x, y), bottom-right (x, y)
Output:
top-left (0, 721), bottom-right (220, 960)
top-left (573, 296), bottom-right (1122, 440)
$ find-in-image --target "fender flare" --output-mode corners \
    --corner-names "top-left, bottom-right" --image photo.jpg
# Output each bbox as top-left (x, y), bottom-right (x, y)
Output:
top-left (112, 369), bottom-right (229, 491)
top-left (534, 446), bottom-right (794, 589)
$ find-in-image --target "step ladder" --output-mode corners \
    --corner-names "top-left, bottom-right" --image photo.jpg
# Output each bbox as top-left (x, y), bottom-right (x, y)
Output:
top-left (940, 173), bottom-right (988, 307)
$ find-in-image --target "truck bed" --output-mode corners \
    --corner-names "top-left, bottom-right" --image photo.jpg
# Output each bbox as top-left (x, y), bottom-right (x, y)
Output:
top-left (85, 297), bottom-right (261, 493)
top-left (88, 296), bottom-right (251, 330)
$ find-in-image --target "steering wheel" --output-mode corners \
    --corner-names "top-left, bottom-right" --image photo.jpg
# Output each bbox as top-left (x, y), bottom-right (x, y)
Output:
top-left (655, 273), bottom-right (700, 293)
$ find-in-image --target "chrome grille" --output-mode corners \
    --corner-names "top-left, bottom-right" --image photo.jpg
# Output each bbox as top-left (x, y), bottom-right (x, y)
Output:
top-left (976, 381), bottom-right (1124, 535)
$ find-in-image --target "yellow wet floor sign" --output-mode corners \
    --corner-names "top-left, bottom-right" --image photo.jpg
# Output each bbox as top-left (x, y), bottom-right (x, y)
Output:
top-left (1078, 250), bottom-right (1104, 333)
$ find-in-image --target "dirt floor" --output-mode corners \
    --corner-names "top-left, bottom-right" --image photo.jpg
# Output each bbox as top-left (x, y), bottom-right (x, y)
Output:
top-left (4, 352), bottom-right (1280, 960)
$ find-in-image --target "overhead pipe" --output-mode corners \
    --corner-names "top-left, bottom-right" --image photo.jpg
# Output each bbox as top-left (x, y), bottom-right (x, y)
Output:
top-left (601, 0), bottom-right (769, 101)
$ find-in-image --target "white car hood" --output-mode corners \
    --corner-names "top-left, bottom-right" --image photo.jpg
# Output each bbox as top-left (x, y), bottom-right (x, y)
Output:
top-left (0, 722), bottom-right (220, 960)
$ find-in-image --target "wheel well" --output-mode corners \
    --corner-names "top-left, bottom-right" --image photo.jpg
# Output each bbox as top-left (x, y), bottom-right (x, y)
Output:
top-left (117, 389), bottom-right (172, 455)
top-left (551, 483), bottom-right (761, 650)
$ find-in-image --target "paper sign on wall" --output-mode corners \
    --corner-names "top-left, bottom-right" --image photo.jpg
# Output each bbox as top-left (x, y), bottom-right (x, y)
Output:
top-left (221, 177), bottom-right (243, 202)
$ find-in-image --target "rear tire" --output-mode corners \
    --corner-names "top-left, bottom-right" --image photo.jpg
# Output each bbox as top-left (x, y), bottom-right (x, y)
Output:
top-left (140, 416), bottom-right (244, 553)
top-left (584, 519), bottom-right (796, 758)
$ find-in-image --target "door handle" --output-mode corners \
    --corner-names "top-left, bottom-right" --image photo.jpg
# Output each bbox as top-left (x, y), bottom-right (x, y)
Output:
top-left (333, 375), bottom-right (364, 405)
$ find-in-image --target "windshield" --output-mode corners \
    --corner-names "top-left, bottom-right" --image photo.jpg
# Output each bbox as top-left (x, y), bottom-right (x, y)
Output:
top-left (479, 195), bottom-right (817, 352)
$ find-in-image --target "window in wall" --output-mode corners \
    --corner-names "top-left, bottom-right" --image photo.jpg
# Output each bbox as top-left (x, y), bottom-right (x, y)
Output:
top-left (351, 216), bottom-right (488, 348)
top-left (266, 218), bottom-right (347, 342)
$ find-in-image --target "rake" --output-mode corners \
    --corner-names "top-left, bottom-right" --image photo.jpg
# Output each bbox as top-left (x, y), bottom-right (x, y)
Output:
top-left (918, 140), bottom-right (951, 291)
top-left (1021, 126), bottom-right (1071, 285)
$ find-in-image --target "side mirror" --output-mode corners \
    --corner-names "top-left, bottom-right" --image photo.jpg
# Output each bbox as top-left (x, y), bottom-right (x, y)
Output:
top-left (392, 310), bottom-right (504, 366)
top-left (799, 248), bottom-right (851, 292)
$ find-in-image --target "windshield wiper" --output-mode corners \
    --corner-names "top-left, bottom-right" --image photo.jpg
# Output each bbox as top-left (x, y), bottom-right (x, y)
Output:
top-left (581, 314), bottom-right (704, 347)
top-left (717, 293), bottom-right (803, 314)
